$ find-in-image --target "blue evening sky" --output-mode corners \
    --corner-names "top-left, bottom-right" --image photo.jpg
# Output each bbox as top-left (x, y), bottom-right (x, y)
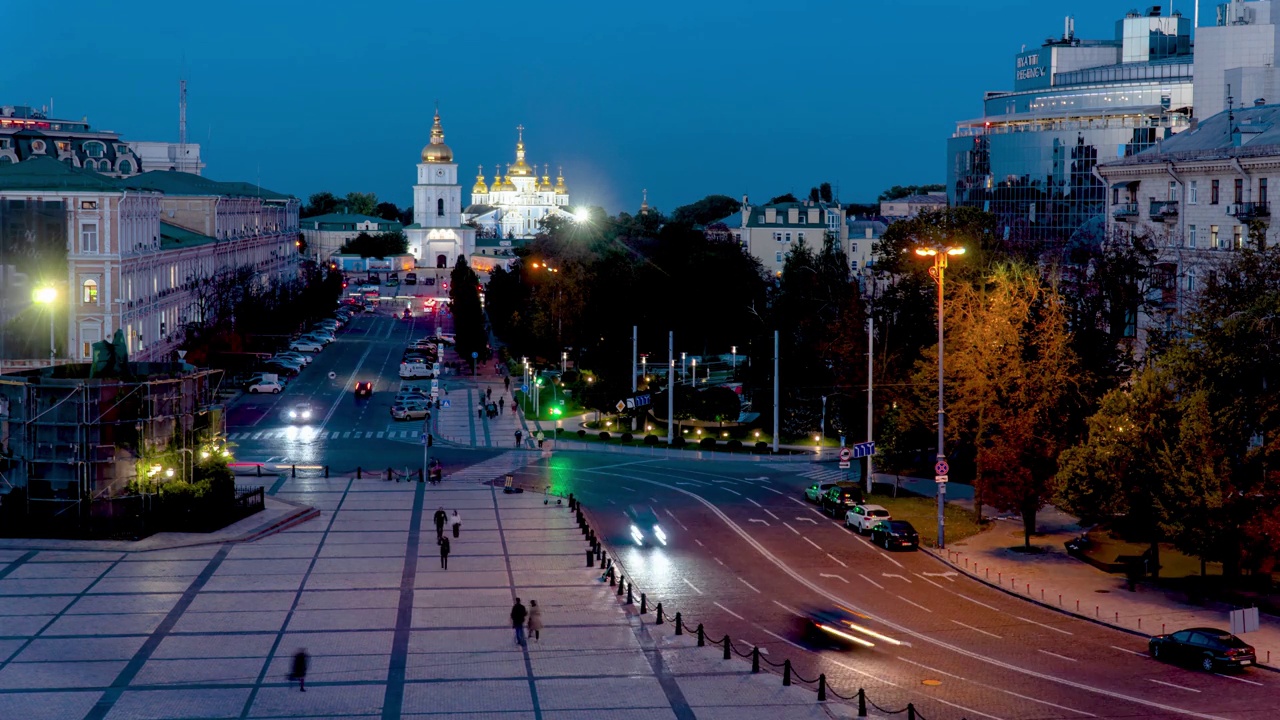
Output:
top-left (5, 0), bottom-right (1136, 213)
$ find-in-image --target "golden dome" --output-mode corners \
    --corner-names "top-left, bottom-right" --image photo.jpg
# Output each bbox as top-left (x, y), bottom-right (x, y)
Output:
top-left (555, 168), bottom-right (568, 195)
top-left (421, 110), bottom-right (453, 163)
top-left (538, 164), bottom-right (552, 191)
top-left (508, 124), bottom-right (534, 176)
top-left (472, 165), bottom-right (488, 194)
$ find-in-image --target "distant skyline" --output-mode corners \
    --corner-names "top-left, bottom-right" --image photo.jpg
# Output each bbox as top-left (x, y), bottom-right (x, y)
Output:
top-left (6, 0), bottom-right (1132, 214)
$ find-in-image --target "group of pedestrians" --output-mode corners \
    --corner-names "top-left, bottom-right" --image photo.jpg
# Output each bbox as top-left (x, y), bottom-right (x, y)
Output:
top-left (476, 388), bottom-right (506, 420)
top-left (432, 506), bottom-right (463, 569)
top-left (510, 597), bottom-right (543, 647)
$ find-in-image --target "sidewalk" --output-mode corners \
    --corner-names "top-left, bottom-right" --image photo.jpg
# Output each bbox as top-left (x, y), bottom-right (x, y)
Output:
top-left (0, 461), bottom-right (875, 719)
top-left (433, 365), bottom-right (534, 450)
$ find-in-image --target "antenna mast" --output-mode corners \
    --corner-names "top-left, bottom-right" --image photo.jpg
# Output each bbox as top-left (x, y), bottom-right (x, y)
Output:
top-left (178, 79), bottom-right (188, 173)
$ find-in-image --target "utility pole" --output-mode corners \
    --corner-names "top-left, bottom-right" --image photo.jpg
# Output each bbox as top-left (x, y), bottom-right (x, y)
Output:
top-left (668, 331), bottom-right (675, 445)
top-left (772, 330), bottom-right (779, 454)
top-left (866, 313), bottom-right (874, 496)
top-left (631, 325), bottom-right (637, 432)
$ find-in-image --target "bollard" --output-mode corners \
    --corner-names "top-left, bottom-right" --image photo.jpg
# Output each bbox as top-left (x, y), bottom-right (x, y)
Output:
top-left (618, 575), bottom-right (625, 596)
top-left (723, 635), bottom-right (731, 660)
top-left (599, 551), bottom-right (607, 570)
top-left (608, 567), bottom-right (616, 586)
top-left (627, 583), bottom-right (634, 605)
top-left (569, 493), bottom-right (575, 510)
top-left (675, 612), bottom-right (683, 635)
top-left (291, 464), bottom-right (297, 478)
top-left (419, 469), bottom-right (424, 483)
top-left (1115, 612), bottom-right (1119, 623)
top-left (782, 659), bottom-right (791, 686)
top-left (697, 624), bottom-right (705, 646)
top-left (858, 688), bottom-right (867, 717)
top-left (1162, 623), bottom-right (1166, 634)
top-left (1096, 606), bottom-right (1100, 619)
top-left (907, 703), bottom-right (916, 720)
top-left (998, 572), bottom-right (1002, 584)
top-left (387, 466), bottom-right (393, 481)
top-left (324, 465), bottom-right (329, 478)
top-left (1059, 594), bottom-right (1062, 606)
top-left (586, 548), bottom-right (594, 567)
top-left (640, 593), bottom-right (647, 614)
top-left (357, 466), bottom-right (362, 479)
top-left (818, 673), bottom-right (827, 701)
top-left (1041, 588), bottom-right (1044, 601)
top-left (752, 646), bottom-right (760, 672)
top-left (606, 558), bottom-right (613, 572)
top-left (1138, 618), bottom-right (1142, 630)
top-left (256, 464), bottom-right (261, 477)
top-left (1026, 583), bottom-right (1030, 595)
top-left (1076, 600), bottom-right (1080, 612)
top-left (985, 568), bottom-right (989, 579)
top-left (656, 602), bottom-right (664, 624)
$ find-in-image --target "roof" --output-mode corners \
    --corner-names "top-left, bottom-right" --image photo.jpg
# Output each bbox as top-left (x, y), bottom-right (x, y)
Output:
top-left (741, 201), bottom-right (840, 228)
top-left (159, 221), bottom-right (217, 250)
top-left (464, 204), bottom-right (496, 215)
top-left (847, 219), bottom-right (887, 237)
top-left (0, 156), bottom-right (121, 192)
top-left (300, 213), bottom-right (402, 231)
top-left (1106, 104), bottom-right (1280, 166)
top-left (119, 170), bottom-right (293, 200)
top-left (883, 195), bottom-right (947, 205)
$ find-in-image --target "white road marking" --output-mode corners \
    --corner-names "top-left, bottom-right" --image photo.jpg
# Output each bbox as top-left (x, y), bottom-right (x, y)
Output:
top-left (819, 573), bottom-right (848, 583)
top-left (826, 553), bottom-right (847, 568)
top-left (789, 497), bottom-right (808, 507)
top-left (1214, 673), bottom-right (1264, 686)
top-left (914, 574), bottom-right (949, 591)
top-left (760, 627), bottom-right (808, 652)
top-left (882, 573), bottom-right (912, 584)
top-left (764, 487), bottom-right (786, 495)
top-left (763, 509), bottom-right (780, 520)
top-left (795, 516), bottom-right (818, 524)
top-left (994, 689), bottom-right (1096, 718)
top-left (896, 595), bottom-right (933, 613)
top-left (803, 537), bottom-right (823, 551)
top-left (748, 519), bottom-right (771, 527)
top-left (783, 522), bottom-right (801, 535)
top-left (746, 498), bottom-right (763, 508)
top-left (898, 657), bottom-right (964, 679)
top-left (930, 697), bottom-right (1008, 720)
top-left (663, 508), bottom-right (689, 531)
top-left (950, 619), bottom-right (1004, 639)
top-left (956, 593), bottom-right (1002, 612)
top-left (1110, 645), bottom-right (1145, 656)
top-left (1018, 616), bottom-right (1075, 636)
top-left (620, 485), bottom-right (636, 492)
top-left (376, 431), bottom-right (385, 439)
top-left (714, 557), bottom-right (724, 566)
top-left (342, 432), bottom-right (351, 439)
top-left (713, 602), bottom-right (744, 620)
top-left (829, 658), bottom-right (900, 687)
top-left (1149, 679), bottom-right (1200, 693)
top-left (694, 538), bottom-right (704, 547)
top-left (879, 551), bottom-right (904, 569)
top-left (720, 487), bottom-right (742, 496)
top-left (772, 601), bottom-right (804, 618)
top-left (682, 578), bottom-right (703, 595)
top-left (857, 574), bottom-right (885, 590)
top-left (738, 577), bottom-right (761, 593)
top-left (922, 571), bottom-right (958, 582)
top-left (1038, 649), bottom-right (1079, 663)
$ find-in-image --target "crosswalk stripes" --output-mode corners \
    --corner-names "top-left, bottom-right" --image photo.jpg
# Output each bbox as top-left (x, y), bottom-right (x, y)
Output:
top-left (227, 428), bottom-right (426, 441)
top-left (445, 450), bottom-right (539, 484)
top-left (800, 467), bottom-right (850, 483)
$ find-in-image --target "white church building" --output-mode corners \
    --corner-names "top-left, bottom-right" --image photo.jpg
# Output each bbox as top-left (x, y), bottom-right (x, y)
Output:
top-left (404, 110), bottom-right (475, 269)
top-left (464, 126), bottom-right (570, 240)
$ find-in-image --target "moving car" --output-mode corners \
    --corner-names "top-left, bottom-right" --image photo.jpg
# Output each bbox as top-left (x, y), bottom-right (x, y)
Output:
top-left (354, 381), bottom-right (373, 398)
top-left (391, 401), bottom-right (431, 421)
top-left (290, 339), bottom-right (325, 353)
top-left (870, 520), bottom-right (919, 550)
top-left (269, 355), bottom-right (306, 369)
top-left (805, 482), bottom-right (839, 503)
top-left (1149, 628), bottom-right (1256, 671)
top-left (821, 483), bottom-right (864, 516)
top-left (286, 403), bottom-right (315, 423)
top-left (625, 506), bottom-right (667, 547)
top-left (247, 377), bottom-right (282, 394)
top-left (846, 504), bottom-right (891, 534)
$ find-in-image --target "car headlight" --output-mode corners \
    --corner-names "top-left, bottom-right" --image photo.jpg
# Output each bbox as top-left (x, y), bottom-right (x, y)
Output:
top-left (630, 524), bottom-right (644, 545)
top-left (288, 410), bottom-right (297, 418)
top-left (653, 526), bottom-right (667, 545)
top-left (302, 411), bottom-right (311, 419)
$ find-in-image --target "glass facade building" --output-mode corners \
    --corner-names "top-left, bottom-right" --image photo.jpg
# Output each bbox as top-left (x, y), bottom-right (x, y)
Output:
top-left (948, 9), bottom-right (1194, 247)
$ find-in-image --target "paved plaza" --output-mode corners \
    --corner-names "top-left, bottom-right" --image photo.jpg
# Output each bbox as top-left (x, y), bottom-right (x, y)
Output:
top-left (0, 463), bottom-right (861, 719)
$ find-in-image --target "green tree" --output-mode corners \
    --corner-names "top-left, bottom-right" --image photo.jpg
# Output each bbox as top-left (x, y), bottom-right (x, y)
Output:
top-left (820, 182), bottom-right (833, 203)
top-left (768, 193), bottom-right (799, 204)
top-left (375, 202), bottom-right (402, 222)
top-left (344, 192), bottom-right (378, 217)
top-left (669, 194), bottom-right (741, 226)
top-left (302, 192), bottom-right (339, 218)
top-left (339, 231), bottom-right (407, 258)
top-left (878, 184), bottom-right (946, 201)
top-left (449, 256), bottom-right (487, 365)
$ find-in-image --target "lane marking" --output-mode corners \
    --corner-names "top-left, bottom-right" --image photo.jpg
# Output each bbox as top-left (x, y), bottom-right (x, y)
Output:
top-left (826, 553), bottom-right (847, 568)
top-left (950, 619), bottom-right (1003, 639)
top-left (1017, 616), bottom-right (1075, 636)
top-left (746, 498), bottom-right (763, 508)
top-left (897, 658), bottom-right (1094, 717)
top-left (663, 508), bottom-right (689, 531)
top-left (760, 627), bottom-right (808, 652)
top-left (772, 601), bottom-right (804, 618)
top-left (580, 467), bottom-right (1234, 720)
top-left (783, 522), bottom-right (801, 536)
top-left (896, 595), bottom-right (932, 613)
top-left (738, 577), bottom-right (761, 594)
top-left (682, 578), bottom-right (703, 595)
top-left (713, 602), bottom-right (744, 620)
top-left (748, 519), bottom-right (770, 527)
top-left (879, 551), bottom-right (905, 569)
top-left (694, 539), bottom-right (704, 547)
top-left (803, 537), bottom-right (823, 551)
top-left (1038, 649), bottom-right (1078, 663)
top-left (819, 573), bottom-right (848, 583)
top-left (930, 697), bottom-right (1008, 720)
top-left (763, 509), bottom-right (780, 520)
top-left (857, 574), bottom-right (884, 590)
top-left (914, 573), bottom-right (949, 590)
top-left (882, 573), bottom-right (912, 584)
top-left (898, 657), bottom-right (964, 679)
top-left (794, 516), bottom-right (818, 524)
top-left (956, 593), bottom-right (1002, 612)
top-left (1214, 673), bottom-right (1264, 686)
top-left (763, 487), bottom-right (786, 496)
top-left (1111, 645), bottom-right (1145, 657)
top-left (829, 658), bottom-right (900, 688)
top-left (620, 485), bottom-right (637, 492)
top-left (714, 557), bottom-right (725, 566)
top-left (720, 487), bottom-right (742, 497)
top-left (1149, 679), bottom-right (1199, 693)
top-left (789, 497), bottom-right (808, 507)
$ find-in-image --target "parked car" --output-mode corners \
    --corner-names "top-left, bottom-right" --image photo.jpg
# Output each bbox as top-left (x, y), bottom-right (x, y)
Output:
top-left (1149, 628), bottom-right (1256, 671)
top-left (805, 482), bottom-right (839, 503)
top-left (285, 403), bottom-right (315, 423)
top-left (268, 356), bottom-right (305, 371)
top-left (405, 272), bottom-right (417, 285)
top-left (870, 520), bottom-right (919, 550)
top-left (274, 351), bottom-right (312, 366)
top-left (261, 363), bottom-right (299, 378)
top-left (846, 504), bottom-right (891, 534)
top-left (247, 377), bottom-right (283, 394)
top-left (358, 283), bottom-right (379, 293)
top-left (821, 483), bottom-right (864, 516)
top-left (394, 390), bottom-right (429, 405)
top-left (290, 339), bottom-right (325, 353)
top-left (354, 381), bottom-right (373, 398)
top-left (391, 401), bottom-right (431, 421)
top-left (316, 319), bottom-right (341, 331)
top-left (308, 325), bottom-right (336, 338)
top-left (299, 333), bottom-right (333, 345)
top-left (399, 361), bottom-right (432, 379)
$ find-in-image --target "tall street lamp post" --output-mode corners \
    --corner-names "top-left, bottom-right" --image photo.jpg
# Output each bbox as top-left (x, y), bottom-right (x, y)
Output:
top-left (914, 244), bottom-right (965, 549)
top-left (731, 345), bottom-right (737, 379)
top-left (33, 286), bottom-right (57, 364)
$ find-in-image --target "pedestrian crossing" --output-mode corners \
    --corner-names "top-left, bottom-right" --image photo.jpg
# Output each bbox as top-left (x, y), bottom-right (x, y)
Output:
top-left (799, 466), bottom-right (858, 483)
top-left (447, 450), bottom-right (540, 483)
top-left (226, 428), bottom-right (425, 441)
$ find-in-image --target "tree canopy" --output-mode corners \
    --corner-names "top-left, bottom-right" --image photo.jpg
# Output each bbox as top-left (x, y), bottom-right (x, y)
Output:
top-left (338, 231), bottom-right (408, 258)
top-left (878, 184), bottom-right (946, 201)
top-left (670, 195), bottom-right (741, 227)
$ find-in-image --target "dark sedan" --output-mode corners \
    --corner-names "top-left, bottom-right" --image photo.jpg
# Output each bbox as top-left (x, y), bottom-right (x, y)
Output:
top-left (1149, 628), bottom-right (1256, 671)
top-left (870, 520), bottom-right (919, 550)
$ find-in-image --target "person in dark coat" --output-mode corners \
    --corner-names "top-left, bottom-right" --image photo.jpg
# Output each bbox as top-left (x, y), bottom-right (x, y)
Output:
top-left (290, 649), bottom-right (309, 692)
top-left (499, 397), bottom-right (505, 415)
top-left (511, 598), bottom-right (528, 647)
top-left (439, 536), bottom-right (450, 569)
top-left (433, 507), bottom-right (447, 542)
top-left (515, 430), bottom-right (523, 448)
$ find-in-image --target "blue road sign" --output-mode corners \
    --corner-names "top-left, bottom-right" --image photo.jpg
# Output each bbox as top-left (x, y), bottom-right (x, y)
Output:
top-left (442, 399), bottom-right (451, 408)
top-left (471, 351), bottom-right (478, 359)
top-left (420, 433), bottom-right (428, 445)
top-left (850, 441), bottom-right (876, 459)
top-left (522, 384), bottom-right (529, 393)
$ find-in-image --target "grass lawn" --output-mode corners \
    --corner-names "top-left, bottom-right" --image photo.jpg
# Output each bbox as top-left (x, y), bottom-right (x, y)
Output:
top-left (866, 492), bottom-right (986, 547)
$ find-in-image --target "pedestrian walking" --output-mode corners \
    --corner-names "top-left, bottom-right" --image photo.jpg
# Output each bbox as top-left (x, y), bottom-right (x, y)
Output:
top-left (450, 509), bottom-right (462, 538)
top-left (504, 376), bottom-right (510, 391)
top-left (515, 430), bottom-right (523, 448)
top-left (486, 387), bottom-right (493, 400)
top-left (478, 405), bottom-right (484, 420)
top-left (527, 599), bottom-right (543, 642)
top-left (499, 397), bottom-right (505, 414)
top-left (290, 649), bottom-right (309, 692)
top-left (511, 598), bottom-right (528, 647)
top-left (439, 536), bottom-right (450, 569)
top-left (433, 507), bottom-right (447, 542)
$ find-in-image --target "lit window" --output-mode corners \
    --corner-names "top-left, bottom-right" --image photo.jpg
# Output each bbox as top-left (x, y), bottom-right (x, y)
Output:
top-left (1234, 225), bottom-right (1243, 248)
top-left (1210, 225), bottom-right (1219, 248)
top-left (82, 278), bottom-right (99, 304)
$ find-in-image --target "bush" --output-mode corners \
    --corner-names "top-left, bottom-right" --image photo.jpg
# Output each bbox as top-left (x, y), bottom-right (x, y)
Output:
top-left (699, 437), bottom-right (717, 449)
top-left (755, 441), bottom-right (771, 453)
top-left (672, 437), bottom-right (687, 448)
top-left (726, 439), bottom-right (743, 451)
top-left (620, 432), bottom-right (633, 443)
top-left (577, 429), bottom-right (587, 438)
top-left (644, 434), bottom-right (659, 445)
top-left (562, 369), bottom-right (580, 384)
top-left (599, 431), bottom-right (611, 441)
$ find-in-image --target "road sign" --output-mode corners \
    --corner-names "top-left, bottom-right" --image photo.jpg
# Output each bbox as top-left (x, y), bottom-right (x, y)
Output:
top-left (839, 460), bottom-right (851, 470)
top-left (849, 441), bottom-right (875, 459)
top-left (935, 460), bottom-right (950, 475)
top-left (615, 401), bottom-right (626, 412)
top-left (522, 384), bottom-right (529, 393)
top-left (420, 433), bottom-right (428, 445)
top-left (935, 475), bottom-right (948, 483)
top-left (839, 447), bottom-right (853, 462)
top-left (471, 351), bottom-right (478, 359)
top-left (442, 399), bottom-right (450, 408)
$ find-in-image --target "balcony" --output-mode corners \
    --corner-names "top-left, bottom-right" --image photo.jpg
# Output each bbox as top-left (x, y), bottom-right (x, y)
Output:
top-left (1149, 201), bottom-right (1179, 221)
top-left (1229, 202), bottom-right (1271, 221)
top-left (1113, 203), bottom-right (1139, 221)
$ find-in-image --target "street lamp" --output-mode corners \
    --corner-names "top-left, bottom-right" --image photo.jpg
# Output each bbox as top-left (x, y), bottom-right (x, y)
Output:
top-left (32, 286), bottom-right (56, 364)
top-left (914, 244), bottom-right (965, 549)
top-left (681, 352), bottom-right (686, 384)
top-left (691, 358), bottom-right (697, 386)
top-left (731, 346), bottom-right (737, 378)
top-left (562, 351), bottom-right (567, 374)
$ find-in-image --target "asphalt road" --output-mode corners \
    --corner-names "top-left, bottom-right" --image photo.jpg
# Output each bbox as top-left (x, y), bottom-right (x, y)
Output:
top-left (508, 453), bottom-right (1278, 720)
top-left (221, 304), bottom-right (482, 474)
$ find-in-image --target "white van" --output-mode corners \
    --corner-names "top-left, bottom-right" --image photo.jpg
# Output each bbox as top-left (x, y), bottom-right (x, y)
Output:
top-left (399, 361), bottom-right (433, 379)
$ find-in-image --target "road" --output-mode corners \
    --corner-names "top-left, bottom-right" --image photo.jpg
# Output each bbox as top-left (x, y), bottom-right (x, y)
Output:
top-left (507, 453), bottom-right (1277, 720)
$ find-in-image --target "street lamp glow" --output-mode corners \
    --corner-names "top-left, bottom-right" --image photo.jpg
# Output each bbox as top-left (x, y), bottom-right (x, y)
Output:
top-left (573, 207), bottom-right (591, 223)
top-left (33, 286), bottom-right (56, 304)
top-left (947, 247), bottom-right (966, 256)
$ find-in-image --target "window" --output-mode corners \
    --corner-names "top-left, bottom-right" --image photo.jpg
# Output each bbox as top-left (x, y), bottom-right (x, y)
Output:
top-left (1210, 225), bottom-right (1219, 248)
top-left (84, 141), bottom-right (105, 158)
top-left (798, 232), bottom-right (805, 244)
top-left (1189, 181), bottom-right (1198, 204)
top-left (1234, 225), bottom-right (1243, 248)
top-left (773, 232), bottom-right (781, 242)
top-left (775, 251), bottom-right (783, 263)
top-left (80, 200), bottom-right (97, 210)
top-left (784, 232), bottom-right (791, 243)
top-left (852, 243), bottom-right (858, 254)
top-left (118, 159), bottom-right (132, 174)
top-left (1188, 225), bottom-right (1196, 248)
top-left (437, 198), bottom-right (444, 217)
top-left (1169, 180), bottom-right (1179, 201)
top-left (1262, 178), bottom-right (1269, 205)
top-left (436, 254), bottom-right (447, 268)
top-left (82, 278), bottom-right (98, 304)
top-left (1187, 271), bottom-right (1195, 292)
top-left (81, 223), bottom-right (99, 253)
top-left (1211, 179), bottom-right (1220, 205)
top-left (1235, 178), bottom-right (1244, 204)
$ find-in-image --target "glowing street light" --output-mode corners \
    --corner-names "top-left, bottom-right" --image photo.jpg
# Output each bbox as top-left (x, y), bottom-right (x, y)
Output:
top-left (573, 207), bottom-right (591, 223)
top-left (32, 286), bottom-right (57, 363)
